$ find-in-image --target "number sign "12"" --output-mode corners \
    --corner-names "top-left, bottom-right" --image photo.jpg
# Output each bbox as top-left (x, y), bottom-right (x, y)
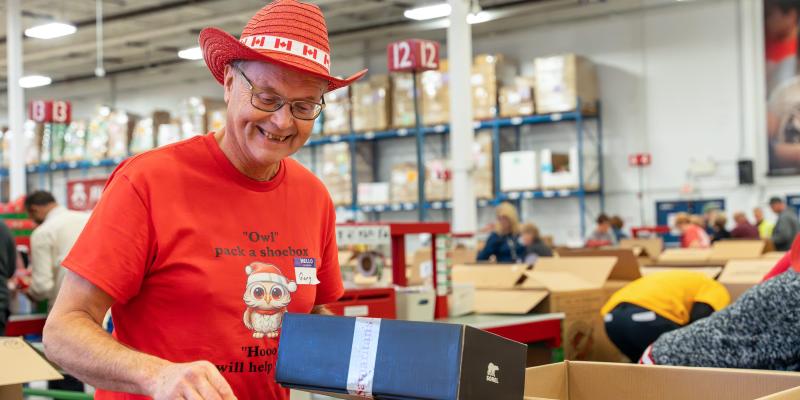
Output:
top-left (387, 39), bottom-right (440, 73)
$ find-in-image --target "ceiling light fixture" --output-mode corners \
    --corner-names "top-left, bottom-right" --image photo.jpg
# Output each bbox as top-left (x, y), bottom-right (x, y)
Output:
top-left (24, 22), bottom-right (77, 39)
top-left (404, 3), bottom-right (452, 21)
top-left (19, 75), bottom-right (52, 88)
top-left (178, 46), bottom-right (203, 60)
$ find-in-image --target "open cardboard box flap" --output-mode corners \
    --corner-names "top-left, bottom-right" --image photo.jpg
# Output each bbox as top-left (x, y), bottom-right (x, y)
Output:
top-left (640, 266), bottom-right (723, 279)
top-left (619, 238), bottom-right (664, 260)
top-left (523, 257), bottom-right (617, 291)
top-left (452, 264), bottom-right (529, 289)
top-left (0, 337), bottom-right (62, 400)
top-left (710, 240), bottom-right (766, 261)
top-left (762, 252), bottom-right (786, 260)
top-left (719, 260), bottom-right (775, 284)
top-left (473, 290), bottom-right (550, 314)
top-left (657, 248), bottom-right (713, 263)
top-left (524, 361), bottom-right (800, 400)
top-left (556, 249), bottom-right (641, 281)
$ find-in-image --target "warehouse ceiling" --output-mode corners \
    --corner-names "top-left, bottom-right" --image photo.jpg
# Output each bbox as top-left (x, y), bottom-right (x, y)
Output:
top-left (0, 0), bottom-right (675, 87)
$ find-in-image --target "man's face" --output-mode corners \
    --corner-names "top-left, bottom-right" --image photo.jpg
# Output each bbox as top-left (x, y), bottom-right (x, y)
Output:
top-left (222, 61), bottom-right (326, 169)
top-left (754, 208), bottom-right (764, 222)
top-left (766, 5), bottom-right (798, 41)
top-left (597, 222), bottom-right (610, 233)
top-left (772, 202), bottom-right (785, 214)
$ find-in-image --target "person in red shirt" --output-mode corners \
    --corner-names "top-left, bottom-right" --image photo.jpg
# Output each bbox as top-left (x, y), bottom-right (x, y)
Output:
top-left (42, 2), bottom-right (367, 399)
top-left (730, 211), bottom-right (761, 239)
top-left (675, 213), bottom-right (711, 249)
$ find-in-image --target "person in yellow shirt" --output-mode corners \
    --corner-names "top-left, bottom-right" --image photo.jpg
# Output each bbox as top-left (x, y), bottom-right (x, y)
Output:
top-left (601, 270), bottom-right (730, 361)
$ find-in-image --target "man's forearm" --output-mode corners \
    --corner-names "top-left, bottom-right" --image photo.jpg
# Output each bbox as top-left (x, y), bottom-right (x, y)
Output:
top-left (44, 310), bottom-right (168, 396)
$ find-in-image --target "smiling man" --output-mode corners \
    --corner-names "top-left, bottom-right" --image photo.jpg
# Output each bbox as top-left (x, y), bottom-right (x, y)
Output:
top-left (42, 1), bottom-right (366, 399)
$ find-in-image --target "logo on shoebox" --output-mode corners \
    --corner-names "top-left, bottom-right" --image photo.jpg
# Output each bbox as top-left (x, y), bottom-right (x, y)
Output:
top-left (486, 362), bottom-right (500, 384)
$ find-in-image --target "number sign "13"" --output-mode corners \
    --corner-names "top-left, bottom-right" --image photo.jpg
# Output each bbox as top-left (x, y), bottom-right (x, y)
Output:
top-left (387, 39), bottom-right (440, 73)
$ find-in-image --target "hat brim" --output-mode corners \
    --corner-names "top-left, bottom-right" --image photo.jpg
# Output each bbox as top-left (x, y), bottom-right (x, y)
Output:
top-left (199, 27), bottom-right (366, 93)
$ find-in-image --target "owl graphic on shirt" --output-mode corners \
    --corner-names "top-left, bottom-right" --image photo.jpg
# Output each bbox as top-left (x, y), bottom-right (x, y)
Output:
top-left (242, 262), bottom-right (297, 339)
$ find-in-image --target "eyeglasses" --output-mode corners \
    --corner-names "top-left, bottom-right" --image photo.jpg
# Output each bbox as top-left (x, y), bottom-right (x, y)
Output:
top-left (234, 65), bottom-right (326, 120)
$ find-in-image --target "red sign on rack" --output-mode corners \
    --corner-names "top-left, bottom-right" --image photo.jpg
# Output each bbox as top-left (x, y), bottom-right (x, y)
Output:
top-left (66, 177), bottom-right (107, 211)
top-left (387, 39), bottom-right (440, 72)
top-left (628, 153), bottom-right (652, 167)
top-left (28, 100), bottom-right (71, 124)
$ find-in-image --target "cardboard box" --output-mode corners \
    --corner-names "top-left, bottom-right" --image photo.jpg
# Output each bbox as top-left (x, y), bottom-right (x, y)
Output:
top-left (472, 55), bottom-right (516, 120)
top-left (323, 86), bottom-right (351, 135)
top-left (501, 151), bottom-right (539, 192)
top-left (357, 182), bottom-right (390, 205)
top-left (277, 313), bottom-right (527, 400)
top-left (640, 266), bottom-right (723, 279)
top-left (473, 131), bottom-right (494, 199)
top-left (619, 238), bottom-right (664, 262)
top-left (533, 54), bottom-right (598, 115)
top-left (655, 248), bottom-right (721, 266)
top-left (425, 158), bottom-right (452, 201)
top-left (451, 247), bottom-right (478, 265)
top-left (718, 260), bottom-right (775, 301)
top-left (396, 286), bottom-right (435, 321)
top-left (500, 77), bottom-right (536, 118)
top-left (449, 282), bottom-right (476, 317)
top-left (421, 60), bottom-right (450, 126)
top-left (540, 147), bottom-right (599, 190)
top-left (390, 73), bottom-right (419, 129)
top-left (0, 337), bottom-right (63, 400)
top-left (322, 142), bottom-right (373, 206)
top-left (352, 75), bottom-right (391, 132)
top-left (763, 251), bottom-right (786, 260)
top-left (391, 162), bottom-right (420, 204)
top-left (524, 361), bottom-right (800, 400)
top-left (710, 240), bottom-right (767, 261)
top-left (453, 257), bottom-right (618, 360)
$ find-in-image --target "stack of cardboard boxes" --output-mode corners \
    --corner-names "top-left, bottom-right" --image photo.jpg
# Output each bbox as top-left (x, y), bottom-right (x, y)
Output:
top-left (420, 60), bottom-right (450, 125)
top-left (534, 53), bottom-right (598, 115)
top-left (351, 75), bottom-right (392, 132)
top-left (471, 54), bottom-right (515, 120)
top-left (473, 131), bottom-right (494, 199)
top-left (321, 142), bottom-right (373, 206)
top-left (391, 162), bottom-right (420, 204)
top-left (391, 73), bottom-right (418, 129)
top-left (322, 87), bottom-right (351, 135)
top-left (499, 77), bottom-right (537, 118)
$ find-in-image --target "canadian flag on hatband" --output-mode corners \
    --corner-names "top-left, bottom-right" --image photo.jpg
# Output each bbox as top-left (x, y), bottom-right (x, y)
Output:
top-left (240, 34), bottom-right (331, 72)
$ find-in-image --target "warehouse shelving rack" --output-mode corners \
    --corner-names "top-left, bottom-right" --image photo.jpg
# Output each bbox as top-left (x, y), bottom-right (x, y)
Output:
top-left (307, 99), bottom-right (604, 237)
top-left (0, 101), bottom-right (604, 236)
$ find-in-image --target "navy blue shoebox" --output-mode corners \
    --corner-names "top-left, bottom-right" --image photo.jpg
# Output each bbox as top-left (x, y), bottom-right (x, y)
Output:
top-left (276, 313), bottom-right (527, 399)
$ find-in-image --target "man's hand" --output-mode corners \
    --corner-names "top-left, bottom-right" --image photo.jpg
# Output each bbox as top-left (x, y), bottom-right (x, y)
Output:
top-left (147, 361), bottom-right (237, 400)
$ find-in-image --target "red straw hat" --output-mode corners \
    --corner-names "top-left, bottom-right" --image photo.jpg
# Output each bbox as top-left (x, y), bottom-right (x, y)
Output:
top-left (199, 0), bottom-right (366, 92)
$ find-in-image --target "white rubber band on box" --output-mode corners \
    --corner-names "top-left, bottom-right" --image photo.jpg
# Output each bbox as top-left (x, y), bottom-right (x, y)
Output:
top-left (346, 317), bottom-right (381, 398)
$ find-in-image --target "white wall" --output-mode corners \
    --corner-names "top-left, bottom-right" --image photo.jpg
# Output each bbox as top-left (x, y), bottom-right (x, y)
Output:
top-left (8, 0), bottom-right (800, 244)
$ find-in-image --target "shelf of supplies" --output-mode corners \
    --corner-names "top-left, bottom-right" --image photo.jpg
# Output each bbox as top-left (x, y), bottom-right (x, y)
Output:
top-left (0, 157), bottom-right (126, 177)
top-left (306, 111), bottom-right (596, 147)
top-left (333, 189), bottom-right (600, 214)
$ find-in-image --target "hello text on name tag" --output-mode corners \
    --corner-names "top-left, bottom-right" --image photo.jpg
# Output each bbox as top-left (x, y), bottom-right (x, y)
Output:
top-left (294, 257), bottom-right (320, 285)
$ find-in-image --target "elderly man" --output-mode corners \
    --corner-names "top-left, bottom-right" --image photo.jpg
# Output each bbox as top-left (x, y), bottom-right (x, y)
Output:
top-left (770, 197), bottom-right (800, 251)
top-left (42, 1), bottom-right (365, 399)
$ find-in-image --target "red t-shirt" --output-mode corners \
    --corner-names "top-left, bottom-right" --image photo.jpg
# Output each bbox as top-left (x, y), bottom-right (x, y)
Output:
top-left (62, 133), bottom-right (344, 400)
top-left (681, 225), bottom-right (710, 249)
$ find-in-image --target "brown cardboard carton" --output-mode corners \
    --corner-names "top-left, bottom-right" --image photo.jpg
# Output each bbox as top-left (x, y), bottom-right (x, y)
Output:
top-left (534, 54), bottom-right (598, 114)
top-left (640, 266), bottom-right (723, 279)
top-left (524, 361), bottom-right (800, 400)
top-left (473, 130), bottom-right (494, 199)
top-left (390, 162), bottom-right (419, 204)
top-left (471, 54), bottom-right (516, 120)
top-left (500, 77), bottom-right (536, 118)
top-left (451, 247), bottom-right (478, 265)
top-left (710, 240), bottom-right (767, 261)
top-left (351, 75), bottom-right (391, 132)
top-left (763, 251), bottom-right (787, 260)
top-left (321, 142), bottom-right (373, 206)
top-left (0, 337), bottom-right (63, 400)
top-left (656, 248), bottom-right (722, 266)
top-left (390, 73), bottom-right (419, 129)
top-left (420, 60), bottom-right (450, 125)
top-left (619, 238), bottom-right (663, 262)
top-left (322, 86), bottom-right (351, 135)
top-left (453, 257), bottom-right (617, 360)
top-left (718, 260), bottom-right (775, 301)
top-left (425, 158), bottom-right (452, 201)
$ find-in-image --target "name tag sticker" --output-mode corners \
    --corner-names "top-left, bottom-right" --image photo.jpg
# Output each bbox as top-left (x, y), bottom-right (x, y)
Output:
top-left (294, 257), bottom-right (319, 285)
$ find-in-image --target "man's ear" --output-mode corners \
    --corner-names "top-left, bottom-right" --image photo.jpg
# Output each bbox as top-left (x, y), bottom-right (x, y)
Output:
top-left (223, 63), bottom-right (235, 104)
